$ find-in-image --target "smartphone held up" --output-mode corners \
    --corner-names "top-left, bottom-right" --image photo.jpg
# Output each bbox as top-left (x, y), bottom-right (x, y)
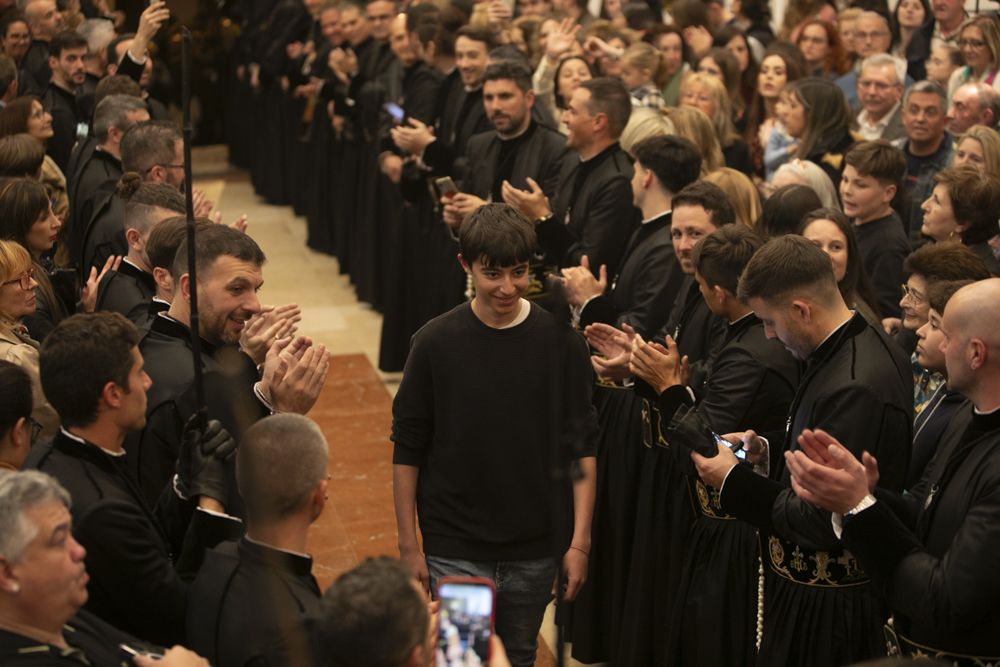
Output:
top-left (436, 577), bottom-right (495, 667)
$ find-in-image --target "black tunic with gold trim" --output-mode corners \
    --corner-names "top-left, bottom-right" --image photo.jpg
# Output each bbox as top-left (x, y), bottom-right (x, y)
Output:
top-left (720, 312), bottom-right (911, 667)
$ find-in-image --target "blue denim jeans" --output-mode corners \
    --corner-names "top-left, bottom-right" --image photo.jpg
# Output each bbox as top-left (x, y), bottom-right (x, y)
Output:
top-left (426, 555), bottom-right (557, 667)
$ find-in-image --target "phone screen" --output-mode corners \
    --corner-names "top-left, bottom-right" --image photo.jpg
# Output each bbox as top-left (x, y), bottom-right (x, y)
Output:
top-left (384, 102), bottom-right (405, 123)
top-left (437, 580), bottom-right (494, 667)
top-left (714, 432), bottom-right (747, 460)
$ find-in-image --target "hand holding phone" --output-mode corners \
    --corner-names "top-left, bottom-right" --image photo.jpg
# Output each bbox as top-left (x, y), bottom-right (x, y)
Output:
top-left (436, 577), bottom-right (494, 667)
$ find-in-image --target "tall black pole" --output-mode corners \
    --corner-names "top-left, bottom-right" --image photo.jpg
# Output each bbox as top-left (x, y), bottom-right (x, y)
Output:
top-left (182, 26), bottom-right (205, 412)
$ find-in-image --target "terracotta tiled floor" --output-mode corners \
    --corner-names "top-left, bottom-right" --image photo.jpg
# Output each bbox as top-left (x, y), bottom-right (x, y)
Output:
top-left (196, 147), bottom-right (588, 666)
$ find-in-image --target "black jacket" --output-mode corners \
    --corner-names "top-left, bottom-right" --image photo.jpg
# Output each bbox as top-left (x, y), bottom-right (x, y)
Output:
top-left (537, 142), bottom-right (640, 277)
top-left (186, 538), bottom-right (321, 667)
top-left (20, 39), bottom-right (50, 96)
top-left (131, 314), bottom-right (269, 508)
top-left (653, 276), bottom-right (728, 398)
top-left (0, 609), bottom-right (159, 666)
top-left (908, 385), bottom-right (968, 488)
top-left (80, 182), bottom-right (128, 278)
top-left (721, 312), bottom-right (913, 549)
top-left (24, 430), bottom-right (243, 645)
top-left (854, 211), bottom-right (910, 319)
top-left (422, 72), bottom-right (491, 180)
top-left (42, 82), bottom-right (83, 173)
top-left (461, 123), bottom-right (569, 205)
top-left (94, 258), bottom-right (156, 327)
top-left (844, 406), bottom-right (1000, 656)
top-left (67, 140), bottom-right (121, 261)
top-left (578, 211), bottom-right (684, 339)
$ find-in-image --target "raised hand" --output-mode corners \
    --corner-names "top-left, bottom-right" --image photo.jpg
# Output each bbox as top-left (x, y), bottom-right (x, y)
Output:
top-left (81, 255), bottom-right (121, 313)
top-left (500, 177), bottom-right (550, 221)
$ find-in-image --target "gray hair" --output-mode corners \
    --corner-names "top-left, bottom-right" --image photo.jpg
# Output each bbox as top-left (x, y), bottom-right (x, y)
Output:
top-left (903, 80), bottom-right (947, 110)
top-left (77, 18), bottom-right (116, 54)
top-left (94, 94), bottom-right (148, 143)
top-left (857, 10), bottom-right (891, 32)
top-left (0, 470), bottom-right (71, 563)
top-left (237, 414), bottom-right (329, 522)
top-left (773, 159), bottom-right (841, 210)
top-left (959, 81), bottom-right (1000, 121)
top-left (860, 53), bottom-right (905, 86)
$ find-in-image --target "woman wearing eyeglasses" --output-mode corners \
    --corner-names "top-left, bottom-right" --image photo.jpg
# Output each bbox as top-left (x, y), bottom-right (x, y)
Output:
top-left (0, 240), bottom-right (58, 441)
top-left (0, 178), bottom-right (112, 342)
top-left (947, 15), bottom-right (1000, 99)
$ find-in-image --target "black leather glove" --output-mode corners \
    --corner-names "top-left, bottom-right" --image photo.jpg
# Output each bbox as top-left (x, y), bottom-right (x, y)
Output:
top-left (175, 411), bottom-right (237, 506)
top-left (666, 405), bottom-right (719, 477)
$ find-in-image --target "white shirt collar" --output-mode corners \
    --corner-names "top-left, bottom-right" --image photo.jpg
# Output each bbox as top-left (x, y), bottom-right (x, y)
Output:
top-left (60, 427), bottom-right (126, 457)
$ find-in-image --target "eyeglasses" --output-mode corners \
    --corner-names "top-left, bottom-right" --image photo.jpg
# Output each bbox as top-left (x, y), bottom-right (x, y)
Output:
top-left (1, 267), bottom-right (33, 290)
top-left (858, 79), bottom-right (898, 91)
top-left (855, 30), bottom-right (888, 41)
top-left (901, 283), bottom-right (925, 305)
top-left (959, 38), bottom-right (987, 48)
top-left (26, 416), bottom-right (42, 445)
top-left (799, 35), bottom-right (828, 45)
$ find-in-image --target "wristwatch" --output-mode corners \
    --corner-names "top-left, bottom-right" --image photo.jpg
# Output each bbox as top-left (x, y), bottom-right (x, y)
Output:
top-left (845, 493), bottom-right (877, 517)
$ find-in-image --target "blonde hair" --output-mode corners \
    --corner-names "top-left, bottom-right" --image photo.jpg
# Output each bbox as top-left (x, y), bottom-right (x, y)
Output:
top-left (619, 107), bottom-right (675, 154)
top-left (704, 168), bottom-right (761, 228)
top-left (622, 41), bottom-right (670, 89)
top-left (665, 106), bottom-right (725, 174)
top-left (679, 72), bottom-right (740, 146)
top-left (0, 239), bottom-right (30, 285)
top-left (956, 125), bottom-right (1000, 180)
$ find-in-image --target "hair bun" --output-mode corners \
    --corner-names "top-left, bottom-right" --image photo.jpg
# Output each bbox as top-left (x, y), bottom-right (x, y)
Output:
top-left (115, 172), bottom-right (143, 200)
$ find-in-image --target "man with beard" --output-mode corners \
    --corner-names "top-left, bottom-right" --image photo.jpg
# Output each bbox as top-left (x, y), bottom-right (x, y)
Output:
top-left (442, 60), bottom-right (568, 233)
top-left (692, 235), bottom-right (911, 667)
top-left (42, 31), bottom-right (88, 172)
top-left (133, 224), bottom-right (329, 508)
top-left (503, 77), bottom-right (638, 280)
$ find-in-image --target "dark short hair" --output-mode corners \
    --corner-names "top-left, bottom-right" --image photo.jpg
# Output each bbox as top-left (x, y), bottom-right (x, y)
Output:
top-left (692, 224), bottom-right (764, 295)
top-left (487, 44), bottom-right (526, 65)
top-left (0, 134), bottom-right (44, 177)
top-left (928, 279), bottom-right (975, 314)
top-left (146, 217), bottom-right (210, 273)
top-left (107, 32), bottom-right (134, 65)
top-left (631, 135), bottom-right (701, 194)
top-left (672, 181), bottom-right (737, 227)
top-left (456, 24), bottom-right (498, 51)
top-left (173, 224), bottom-right (266, 281)
top-left (0, 55), bottom-right (16, 94)
top-left (737, 234), bottom-right (842, 305)
top-left (116, 173), bottom-right (186, 234)
top-left (758, 184), bottom-right (822, 238)
top-left (579, 77), bottom-right (632, 139)
top-left (670, 0), bottom-right (709, 29)
top-left (904, 241), bottom-right (991, 282)
top-left (94, 75), bottom-right (142, 107)
top-left (482, 60), bottom-right (533, 92)
top-left (934, 166), bottom-right (1000, 246)
top-left (844, 140), bottom-right (906, 187)
top-left (48, 30), bottom-right (88, 58)
top-left (40, 313), bottom-right (140, 428)
top-left (458, 202), bottom-right (535, 268)
top-left (316, 557), bottom-right (429, 667)
top-left (120, 120), bottom-right (181, 175)
top-left (0, 361), bottom-right (31, 437)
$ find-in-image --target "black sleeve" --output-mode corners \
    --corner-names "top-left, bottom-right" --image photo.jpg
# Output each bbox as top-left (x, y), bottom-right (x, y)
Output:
top-left (567, 176), bottom-right (636, 276)
top-left (868, 245), bottom-right (907, 319)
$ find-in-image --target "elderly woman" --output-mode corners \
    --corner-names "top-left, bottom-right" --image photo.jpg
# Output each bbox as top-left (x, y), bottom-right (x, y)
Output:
top-left (0, 240), bottom-right (57, 439)
top-left (0, 470), bottom-right (209, 666)
top-left (920, 165), bottom-right (1000, 275)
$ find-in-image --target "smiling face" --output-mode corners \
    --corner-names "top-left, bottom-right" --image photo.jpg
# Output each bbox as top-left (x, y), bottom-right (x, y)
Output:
top-left (953, 136), bottom-right (986, 172)
top-left (900, 273), bottom-right (929, 330)
top-left (193, 255), bottom-right (264, 345)
top-left (671, 204), bottom-right (718, 274)
top-left (681, 80), bottom-right (716, 118)
top-left (959, 25), bottom-right (992, 74)
top-left (463, 257), bottom-right (529, 327)
top-left (2, 20), bottom-right (29, 62)
top-left (26, 100), bottom-right (52, 142)
top-left (562, 85), bottom-right (598, 149)
top-left (802, 218), bottom-right (848, 283)
top-left (455, 35), bottom-right (489, 88)
top-left (556, 58), bottom-right (591, 108)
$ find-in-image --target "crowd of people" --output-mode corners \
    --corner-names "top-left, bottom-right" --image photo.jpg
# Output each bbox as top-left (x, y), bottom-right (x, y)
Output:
top-left (0, 0), bottom-right (999, 663)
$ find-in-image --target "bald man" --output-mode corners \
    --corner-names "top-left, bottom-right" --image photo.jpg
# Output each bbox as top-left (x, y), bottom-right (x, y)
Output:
top-left (186, 414), bottom-right (328, 667)
top-left (786, 278), bottom-right (1000, 662)
top-left (20, 0), bottom-right (64, 96)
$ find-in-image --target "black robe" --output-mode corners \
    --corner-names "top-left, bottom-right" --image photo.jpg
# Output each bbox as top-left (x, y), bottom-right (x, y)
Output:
top-left (19, 39), bottom-right (50, 96)
top-left (613, 275), bottom-right (726, 665)
top-left (577, 211), bottom-right (683, 339)
top-left (908, 384), bottom-right (968, 489)
top-left (130, 314), bottom-right (269, 509)
top-left (720, 312), bottom-right (912, 667)
top-left (42, 81), bottom-right (83, 173)
top-left (537, 142), bottom-right (640, 278)
top-left (423, 70), bottom-right (491, 181)
top-left (79, 182), bottom-right (128, 279)
top-left (66, 140), bottom-right (121, 263)
top-left (94, 258), bottom-right (156, 327)
top-left (461, 122), bottom-right (569, 207)
top-left (566, 212), bottom-right (684, 663)
top-left (659, 314), bottom-right (800, 666)
top-left (24, 430), bottom-right (243, 646)
top-left (844, 405), bottom-right (1000, 660)
top-left (186, 538), bottom-right (321, 667)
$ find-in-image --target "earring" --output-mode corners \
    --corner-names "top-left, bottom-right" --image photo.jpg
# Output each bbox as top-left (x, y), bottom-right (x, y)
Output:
top-left (8, 582), bottom-right (18, 593)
